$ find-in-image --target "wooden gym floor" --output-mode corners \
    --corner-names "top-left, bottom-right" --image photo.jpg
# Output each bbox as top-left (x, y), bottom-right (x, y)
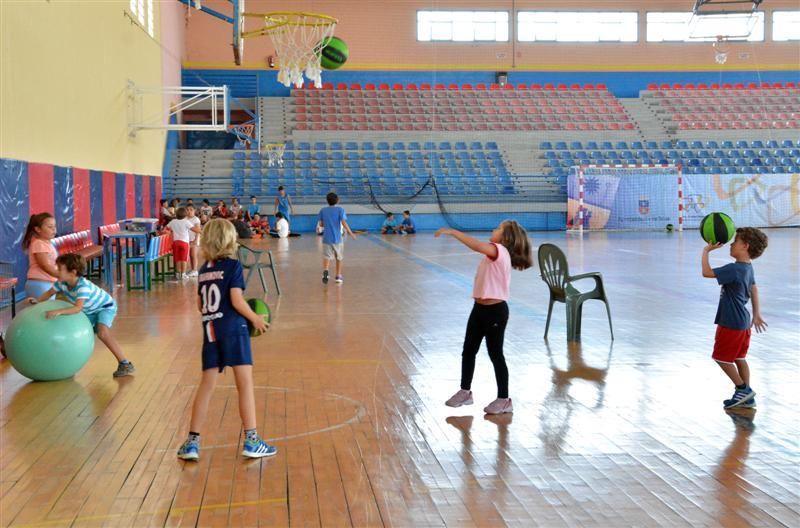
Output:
top-left (1, 228), bottom-right (798, 527)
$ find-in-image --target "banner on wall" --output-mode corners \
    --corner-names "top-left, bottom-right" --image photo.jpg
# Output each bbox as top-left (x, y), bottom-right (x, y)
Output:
top-left (568, 171), bottom-right (800, 229)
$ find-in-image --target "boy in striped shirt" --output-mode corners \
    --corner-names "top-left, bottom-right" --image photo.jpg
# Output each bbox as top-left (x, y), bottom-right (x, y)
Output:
top-left (29, 253), bottom-right (135, 377)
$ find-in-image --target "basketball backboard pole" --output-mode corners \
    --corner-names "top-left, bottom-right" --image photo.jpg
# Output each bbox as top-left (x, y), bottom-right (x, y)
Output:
top-left (693, 0), bottom-right (765, 15)
top-left (178, 0), bottom-right (244, 65)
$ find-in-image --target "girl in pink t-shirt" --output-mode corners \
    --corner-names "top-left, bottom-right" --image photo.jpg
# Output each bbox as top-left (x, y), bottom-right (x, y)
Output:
top-left (22, 212), bottom-right (59, 299)
top-left (436, 221), bottom-right (533, 415)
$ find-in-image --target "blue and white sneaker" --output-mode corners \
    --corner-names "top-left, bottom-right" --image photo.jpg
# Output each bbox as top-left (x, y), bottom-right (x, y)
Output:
top-left (723, 387), bottom-right (755, 409)
top-left (724, 395), bottom-right (756, 409)
top-left (177, 439), bottom-right (200, 461)
top-left (242, 438), bottom-right (278, 459)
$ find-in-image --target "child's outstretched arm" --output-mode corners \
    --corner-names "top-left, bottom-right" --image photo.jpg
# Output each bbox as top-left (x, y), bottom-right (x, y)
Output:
top-left (230, 288), bottom-right (269, 333)
top-left (45, 298), bottom-right (84, 319)
top-left (26, 287), bottom-right (57, 305)
top-left (701, 242), bottom-right (723, 278)
top-left (435, 227), bottom-right (498, 259)
top-left (751, 284), bottom-right (767, 333)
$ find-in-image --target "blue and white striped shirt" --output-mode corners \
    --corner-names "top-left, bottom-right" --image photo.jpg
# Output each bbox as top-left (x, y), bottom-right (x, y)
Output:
top-left (53, 277), bottom-right (116, 314)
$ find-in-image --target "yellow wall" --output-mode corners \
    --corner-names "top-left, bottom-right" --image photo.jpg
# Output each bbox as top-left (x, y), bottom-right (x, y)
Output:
top-left (1, 0), bottom-right (165, 175)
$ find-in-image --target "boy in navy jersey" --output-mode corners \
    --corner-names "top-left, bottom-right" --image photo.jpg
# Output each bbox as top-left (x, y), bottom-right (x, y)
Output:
top-left (177, 219), bottom-right (276, 460)
top-left (702, 227), bottom-right (768, 410)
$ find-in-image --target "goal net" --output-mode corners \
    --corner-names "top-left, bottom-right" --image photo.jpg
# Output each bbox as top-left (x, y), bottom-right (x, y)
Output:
top-left (567, 164), bottom-right (683, 231)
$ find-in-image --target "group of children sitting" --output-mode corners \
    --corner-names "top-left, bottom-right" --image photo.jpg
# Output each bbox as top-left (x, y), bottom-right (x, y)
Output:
top-left (381, 210), bottom-right (416, 235)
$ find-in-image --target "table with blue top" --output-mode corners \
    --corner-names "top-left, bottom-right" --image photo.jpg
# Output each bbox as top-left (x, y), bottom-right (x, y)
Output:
top-left (102, 230), bottom-right (152, 290)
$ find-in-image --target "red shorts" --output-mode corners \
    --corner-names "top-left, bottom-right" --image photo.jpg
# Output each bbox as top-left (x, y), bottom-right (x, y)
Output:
top-left (712, 325), bottom-right (751, 363)
top-left (172, 240), bottom-right (189, 262)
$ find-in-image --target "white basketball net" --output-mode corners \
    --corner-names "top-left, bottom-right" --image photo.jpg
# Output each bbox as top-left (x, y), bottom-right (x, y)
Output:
top-left (259, 13), bottom-right (337, 89)
top-left (264, 143), bottom-right (285, 167)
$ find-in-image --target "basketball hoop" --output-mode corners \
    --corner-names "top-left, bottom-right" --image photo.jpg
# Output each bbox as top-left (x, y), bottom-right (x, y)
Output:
top-left (713, 36), bottom-right (729, 64)
top-left (242, 12), bottom-right (337, 88)
top-left (263, 143), bottom-right (285, 167)
top-left (229, 123), bottom-right (256, 148)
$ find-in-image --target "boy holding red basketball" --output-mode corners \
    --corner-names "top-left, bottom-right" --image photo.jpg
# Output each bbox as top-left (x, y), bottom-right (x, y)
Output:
top-left (702, 227), bottom-right (768, 409)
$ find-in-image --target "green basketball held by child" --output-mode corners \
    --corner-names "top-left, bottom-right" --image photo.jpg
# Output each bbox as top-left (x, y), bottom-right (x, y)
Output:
top-left (247, 298), bottom-right (271, 337)
top-left (318, 36), bottom-right (348, 70)
top-left (700, 212), bottom-right (736, 245)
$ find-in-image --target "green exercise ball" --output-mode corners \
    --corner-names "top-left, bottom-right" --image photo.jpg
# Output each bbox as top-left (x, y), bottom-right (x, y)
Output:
top-left (5, 300), bottom-right (95, 381)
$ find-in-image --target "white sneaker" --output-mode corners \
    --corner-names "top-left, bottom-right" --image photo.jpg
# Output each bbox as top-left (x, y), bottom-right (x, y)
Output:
top-left (483, 398), bottom-right (513, 415)
top-left (445, 389), bottom-right (473, 408)
top-left (187, 270), bottom-right (198, 277)
top-left (181, 273), bottom-right (189, 280)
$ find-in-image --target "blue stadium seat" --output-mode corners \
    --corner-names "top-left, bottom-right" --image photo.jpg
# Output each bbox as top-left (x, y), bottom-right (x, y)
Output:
top-left (555, 142), bottom-right (568, 150)
top-left (675, 141), bottom-right (688, 149)
top-left (697, 150), bottom-right (710, 158)
top-left (650, 150), bottom-right (664, 159)
top-left (407, 142), bottom-right (420, 150)
top-left (346, 152), bottom-right (360, 160)
top-left (233, 152), bottom-right (246, 160)
top-left (600, 142), bottom-right (613, 150)
top-left (703, 158), bottom-right (717, 167)
top-left (314, 142), bottom-right (326, 150)
top-left (298, 142), bottom-right (311, 150)
top-left (718, 158), bottom-right (732, 167)
top-left (392, 142), bottom-right (405, 150)
top-left (720, 141), bottom-right (734, 149)
top-left (330, 142), bottom-right (342, 150)
top-left (660, 141), bottom-right (672, 149)
top-left (439, 142), bottom-right (452, 150)
top-left (689, 141), bottom-right (703, 149)
top-left (644, 141), bottom-right (658, 150)
top-left (455, 142), bottom-right (467, 150)
top-left (485, 142), bottom-right (498, 150)
top-left (539, 141), bottom-right (552, 150)
top-left (705, 141), bottom-right (719, 149)
top-left (749, 140), bottom-right (763, 149)
top-left (636, 150), bottom-right (650, 160)
top-left (345, 142), bottom-right (358, 150)
top-left (423, 141), bottom-right (436, 150)
top-left (781, 140), bottom-right (794, 148)
top-left (742, 149), bottom-right (756, 158)
top-left (765, 139), bottom-right (778, 149)
top-left (615, 142), bottom-right (628, 150)
top-left (469, 142), bottom-right (482, 150)
top-left (232, 160), bottom-right (245, 169)
top-left (570, 141), bottom-right (583, 150)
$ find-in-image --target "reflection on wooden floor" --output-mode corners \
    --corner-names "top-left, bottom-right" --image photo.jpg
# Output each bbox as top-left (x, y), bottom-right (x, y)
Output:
top-left (1, 229), bottom-right (798, 527)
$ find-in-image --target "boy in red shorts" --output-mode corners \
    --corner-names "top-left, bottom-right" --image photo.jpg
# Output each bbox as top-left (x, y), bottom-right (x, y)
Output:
top-left (167, 207), bottom-right (201, 280)
top-left (702, 227), bottom-right (768, 409)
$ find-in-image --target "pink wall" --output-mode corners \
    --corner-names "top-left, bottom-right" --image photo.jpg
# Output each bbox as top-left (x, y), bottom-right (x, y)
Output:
top-left (183, 0), bottom-right (800, 70)
top-left (161, 0), bottom-right (186, 115)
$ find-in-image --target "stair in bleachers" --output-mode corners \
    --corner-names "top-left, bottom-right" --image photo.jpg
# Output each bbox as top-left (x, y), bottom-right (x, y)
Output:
top-left (618, 98), bottom-right (670, 140)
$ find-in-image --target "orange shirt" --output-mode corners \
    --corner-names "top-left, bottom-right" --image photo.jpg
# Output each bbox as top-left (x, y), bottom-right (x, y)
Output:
top-left (27, 238), bottom-right (57, 282)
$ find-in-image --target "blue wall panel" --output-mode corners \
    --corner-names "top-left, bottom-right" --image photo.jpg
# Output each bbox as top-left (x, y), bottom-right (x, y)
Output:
top-left (135, 175), bottom-right (143, 217)
top-left (53, 165), bottom-right (74, 235)
top-left (115, 172), bottom-right (127, 220)
top-left (0, 159), bottom-right (30, 298)
top-left (89, 170), bottom-right (104, 238)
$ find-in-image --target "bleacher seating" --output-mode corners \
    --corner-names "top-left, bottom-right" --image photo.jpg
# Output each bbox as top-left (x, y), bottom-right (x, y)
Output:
top-left (290, 83), bottom-right (635, 132)
top-left (167, 141), bottom-right (564, 203)
top-left (539, 138), bottom-right (800, 177)
top-left (642, 83), bottom-right (800, 131)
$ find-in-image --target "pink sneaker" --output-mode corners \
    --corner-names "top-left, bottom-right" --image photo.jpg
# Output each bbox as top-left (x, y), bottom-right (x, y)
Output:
top-left (483, 398), bottom-right (513, 415)
top-left (445, 389), bottom-right (473, 407)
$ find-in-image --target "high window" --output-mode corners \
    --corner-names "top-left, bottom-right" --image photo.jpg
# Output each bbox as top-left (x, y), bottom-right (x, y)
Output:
top-left (646, 12), bottom-right (764, 42)
top-left (773, 11), bottom-right (800, 41)
top-left (417, 11), bottom-right (509, 42)
top-left (517, 12), bottom-right (638, 42)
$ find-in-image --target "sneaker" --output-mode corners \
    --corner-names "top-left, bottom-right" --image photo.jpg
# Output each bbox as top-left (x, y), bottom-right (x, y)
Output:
top-left (242, 437), bottom-right (278, 459)
top-left (445, 389), bottom-right (473, 408)
top-left (483, 398), bottom-right (513, 415)
top-left (723, 387), bottom-right (755, 409)
top-left (112, 361), bottom-right (136, 378)
top-left (187, 270), bottom-right (198, 277)
top-left (322, 270), bottom-right (329, 284)
top-left (724, 395), bottom-right (756, 409)
top-left (177, 439), bottom-right (200, 461)
top-left (335, 275), bottom-right (343, 284)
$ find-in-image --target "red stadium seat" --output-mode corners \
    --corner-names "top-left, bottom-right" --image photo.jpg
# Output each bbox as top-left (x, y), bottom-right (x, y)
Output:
top-left (531, 83), bottom-right (542, 90)
top-left (392, 83), bottom-right (404, 90)
top-left (406, 83), bottom-right (417, 90)
top-left (516, 83), bottom-right (528, 90)
top-left (378, 83), bottom-right (390, 90)
top-left (584, 83), bottom-right (595, 90)
top-left (475, 83), bottom-right (486, 90)
top-left (447, 83), bottom-right (459, 90)
top-left (322, 82), bottom-right (333, 90)
top-left (336, 83), bottom-right (347, 90)
top-left (420, 83), bottom-right (431, 90)
top-left (364, 83), bottom-right (376, 90)
top-left (434, 83), bottom-right (445, 90)
top-left (350, 83), bottom-right (361, 90)
top-left (544, 83), bottom-right (555, 90)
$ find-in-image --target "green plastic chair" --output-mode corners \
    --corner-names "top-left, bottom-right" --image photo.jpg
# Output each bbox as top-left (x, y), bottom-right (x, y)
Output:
top-left (237, 243), bottom-right (281, 296)
top-left (537, 243), bottom-right (613, 341)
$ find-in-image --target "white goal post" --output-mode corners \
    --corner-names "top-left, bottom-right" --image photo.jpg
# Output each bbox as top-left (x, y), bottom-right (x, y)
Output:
top-left (567, 164), bottom-right (684, 232)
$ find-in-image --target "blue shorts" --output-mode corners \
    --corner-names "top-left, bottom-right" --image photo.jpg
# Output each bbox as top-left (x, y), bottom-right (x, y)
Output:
top-left (87, 306), bottom-right (117, 330)
top-left (202, 334), bottom-right (253, 372)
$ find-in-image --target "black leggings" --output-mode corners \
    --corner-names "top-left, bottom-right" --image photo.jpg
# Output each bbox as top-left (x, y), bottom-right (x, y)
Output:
top-left (460, 302), bottom-right (510, 399)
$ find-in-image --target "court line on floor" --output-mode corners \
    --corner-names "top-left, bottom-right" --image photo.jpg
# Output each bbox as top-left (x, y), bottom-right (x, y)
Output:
top-left (16, 497), bottom-right (287, 527)
top-left (365, 235), bottom-right (547, 321)
top-left (157, 385), bottom-right (368, 452)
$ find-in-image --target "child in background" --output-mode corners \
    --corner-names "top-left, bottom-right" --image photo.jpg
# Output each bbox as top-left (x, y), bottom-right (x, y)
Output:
top-left (381, 213), bottom-right (399, 234)
top-left (230, 198), bottom-right (242, 219)
top-left (398, 210), bottom-right (416, 234)
top-left (318, 192), bottom-right (356, 284)
top-left (270, 212), bottom-right (290, 239)
top-left (246, 195), bottom-right (260, 221)
top-left (438, 221), bottom-right (533, 415)
top-left (214, 200), bottom-right (229, 218)
top-left (22, 212), bottom-right (59, 299)
top-left (249, 213), bottom-right (269, 237)
top-left (159, 199), bottom-right (173, 226)
top-left (186, 205), bottom-right (202, 277)
top-left (29, 253), bottom-right (135, 377)
top-left (167, 207), bottom-right (202, 280)
top-left (176, 219), bottom-right (276, 461)
top-left (701, 227), bottom-right (769, 409)
top-left (199, 199), bottom-right (213, 218)
top-left (232, 211), bottom-right (253, 239)
top-left (274, 186), bottom-right (294, 225)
